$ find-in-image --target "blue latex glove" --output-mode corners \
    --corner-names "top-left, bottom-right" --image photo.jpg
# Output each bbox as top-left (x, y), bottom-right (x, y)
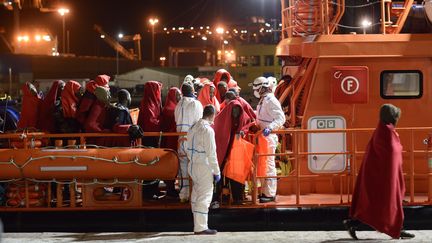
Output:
top-left (213, 174), bottom-right (221, 183)
top-left (263, 127), bottom-right (272, 137)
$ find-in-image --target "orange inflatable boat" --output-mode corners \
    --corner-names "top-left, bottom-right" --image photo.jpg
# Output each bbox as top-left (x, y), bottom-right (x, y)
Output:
top-left (0, 148), bottom-right (179, 180)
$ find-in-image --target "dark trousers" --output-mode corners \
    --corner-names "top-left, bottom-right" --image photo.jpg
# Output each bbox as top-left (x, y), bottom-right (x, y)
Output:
top-left (213, 177), bottom-right (244, 202)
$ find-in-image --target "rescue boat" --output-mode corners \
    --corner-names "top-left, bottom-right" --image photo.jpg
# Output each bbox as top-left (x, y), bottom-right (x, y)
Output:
top-left (1, 0), bottom-right (432, 232)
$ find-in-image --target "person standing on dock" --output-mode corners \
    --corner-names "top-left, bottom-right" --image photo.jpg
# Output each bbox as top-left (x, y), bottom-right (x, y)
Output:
top-left (254, 77), bottom-right (286, 203)
top-left (344, 104), bottom-right (414, 240)
top-left (187, 104), bottom-right (220, 235)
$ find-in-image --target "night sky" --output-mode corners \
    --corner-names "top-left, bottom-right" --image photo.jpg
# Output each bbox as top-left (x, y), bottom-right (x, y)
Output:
top-left (0, 0), bottom-right (281, 59)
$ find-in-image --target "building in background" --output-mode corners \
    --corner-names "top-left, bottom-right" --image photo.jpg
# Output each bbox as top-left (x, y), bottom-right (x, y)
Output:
top-left (228, 44), bottom-right (281, 97)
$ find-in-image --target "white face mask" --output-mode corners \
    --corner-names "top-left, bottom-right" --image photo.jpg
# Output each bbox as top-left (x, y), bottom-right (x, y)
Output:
top-left (253, 90), bottom-right (260, 99)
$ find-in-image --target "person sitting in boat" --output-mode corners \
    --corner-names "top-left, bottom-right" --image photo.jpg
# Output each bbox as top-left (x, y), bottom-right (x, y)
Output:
top-left (212, 92), bottom-right (254, 207)
top-left (53, 80), bottom-right (83, 134)
top-left (17, 82), bottom-right (42, 129)
top-left (83, 86), bottom-right (111, 134)
top-left (344, 104), bottom-right (414, 240)
top-left (175, 82), bottom-right (203, 203)
top-left (37, 80), bottom-right (65, 133)
top-left (160, 87), bottom-right (182, 199)
top-left (138, 81), bottom-right (163, 147)
top-left (198, 81), bottom-right (220, 113)
top-left (76, 74), bottom-right (110, 127)
top-left (104, 89), bottom-right (143, 146)
top-left (138, 81), bottom-right (165, 200)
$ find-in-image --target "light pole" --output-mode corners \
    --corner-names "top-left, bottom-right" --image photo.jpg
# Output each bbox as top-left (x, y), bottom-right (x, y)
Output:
top-left (216, 27), bottom-right (224, 64)
top-left (149, 18), bottom-right (159, 65)
top-left (58, 8), bottom-right (69, 54)
top-left (117, 33), bottom-right (123, 77)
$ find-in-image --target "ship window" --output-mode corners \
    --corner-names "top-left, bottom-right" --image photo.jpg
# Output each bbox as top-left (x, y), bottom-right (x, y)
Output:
top-left (380, 70), bottom-right (422, 99)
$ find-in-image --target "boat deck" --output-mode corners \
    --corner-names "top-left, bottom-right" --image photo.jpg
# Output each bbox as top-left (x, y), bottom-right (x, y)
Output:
top-left (139, 193), bottom-right (430, 210)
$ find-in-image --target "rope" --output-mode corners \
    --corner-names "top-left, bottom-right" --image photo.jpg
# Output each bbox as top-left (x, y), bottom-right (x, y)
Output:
top-left (330, 1), bottom-right (381, 8)
top-left (0, 178), bottom-right (159, 186)
top-left (0, 154), bottom-right (160, 170)
top-left (25, 178), bottom-right (159, 186)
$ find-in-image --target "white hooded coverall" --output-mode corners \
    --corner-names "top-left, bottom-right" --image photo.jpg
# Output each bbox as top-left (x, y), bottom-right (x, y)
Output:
top-left (186, 119), bottom-right (220, 232)
top-left (174, 96), bottom-right (203, 201)
top-left (256, 92), bottom-right (286, 197)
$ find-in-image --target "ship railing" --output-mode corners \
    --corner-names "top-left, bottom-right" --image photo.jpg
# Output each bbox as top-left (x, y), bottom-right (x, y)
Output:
top-left (1, 127), bottom-right (431, 209)
top-left (281, 0), bottom-right (345, 38)
top-left (249, 127), bottom-right (432, 206)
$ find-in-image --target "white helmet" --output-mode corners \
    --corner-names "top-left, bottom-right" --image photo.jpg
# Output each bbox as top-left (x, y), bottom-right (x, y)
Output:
top-left (252, 77), bottom-right (270, 98)
top-left (267, 76), bottom-right (278, 93)
top-left (183, 75), bottom-right (194, 85)
top-left (192, 78), bottom-right (201, 86)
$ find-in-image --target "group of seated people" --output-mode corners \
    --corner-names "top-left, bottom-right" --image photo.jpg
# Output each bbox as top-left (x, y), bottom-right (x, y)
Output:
top-left (17, 75), bottom-right (146, 146)
top-left (14, 68), bottom-right (283, 204)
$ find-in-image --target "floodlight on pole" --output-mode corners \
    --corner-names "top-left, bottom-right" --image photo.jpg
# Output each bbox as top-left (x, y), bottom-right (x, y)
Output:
top-left (116, 33), bottom-right (124, 77)
top-left (149, 17), bottom-right (159, 65)
top-left (216, 27), bottom-right (224, 35)
top-left (58, 8), bottom-right (70, 54)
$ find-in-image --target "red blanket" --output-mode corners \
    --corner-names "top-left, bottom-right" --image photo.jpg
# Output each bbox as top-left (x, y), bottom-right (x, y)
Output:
top-left (212, 69), bottom-right (237, 103)
top-left (62, 80), bottom-right (82, 118)
top-left (85, 75), bottom-right (110, 93)
top-left (138, 81), bottom-right (162, 147)
top-left (37, 80), bottom-right (63, 132)
top-left (350, 122), bottom-right (405, 239)
top-left (198, 82), bottom-right (220, 112)
top-left (161, 87), bottom-right (180, 150)
top-left (17, 83), bottom-right (42, 129)
top-left (213, 100), bottom-right (253, 166)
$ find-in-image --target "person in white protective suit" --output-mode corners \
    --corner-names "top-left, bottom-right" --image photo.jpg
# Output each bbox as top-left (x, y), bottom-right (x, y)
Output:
top-left (186, 104), bottom-right (221, 235)
top-left (253, 77), bottom-right (286, 203)
top-left (184, 74), bottom-right (194, 85)
top-left (175, 83), bottom-right (204, 203)
top-left (267, 76), bottom-right (278, 93)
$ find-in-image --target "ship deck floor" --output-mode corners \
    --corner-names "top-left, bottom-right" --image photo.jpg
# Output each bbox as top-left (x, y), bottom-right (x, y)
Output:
top-left (141, 193), bottom-right (431, 210)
